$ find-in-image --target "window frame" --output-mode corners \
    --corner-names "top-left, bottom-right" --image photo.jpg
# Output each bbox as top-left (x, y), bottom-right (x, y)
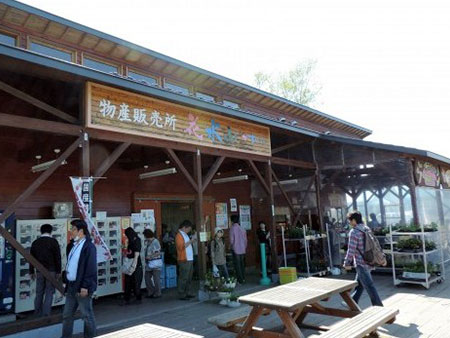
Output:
top-left (163, 78), bottom-right (191, 95)
top-left (126, 67), bottom-right (160, 86)
top-left (81, 53), bottom-right (121, 74)
top-left (0, 29), bottom-right (19, 47)
top-left (27, 37), bottom-right (76, 62)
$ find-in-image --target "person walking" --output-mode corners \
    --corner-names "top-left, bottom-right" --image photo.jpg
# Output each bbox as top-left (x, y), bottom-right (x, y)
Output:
top-left (143, 229), bottom-right (162, 299)
top-left (175, 220), bottom-right (197, 300)
top-left (29, 223), bottom-right (61, 317)
top-left (122, 227), bottom-right (143, 305)
top-left (62, 219), bottom-right (97, 338)
top-left (230, 215), bottom-right (247, 284)
top-left (344, 211), bottom-right (384, 307)
top-left (210, 227), bottom-right (229, 279)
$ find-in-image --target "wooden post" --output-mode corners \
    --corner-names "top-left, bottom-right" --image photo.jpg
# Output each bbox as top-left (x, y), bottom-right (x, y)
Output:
top-left (312, 141), bottom-right (324, 232)
top-left (82, 132), bottom-right (90, 177)
top-left (193, 149), bottom-right (206, 279)
top-left (408, 160), bottom-right (420, 225)
top-left (265, 161), bottom-right (279, 274)
top-left (399, 186), bottom-right (406, 224)
top-left (378, 187), bottom-right (386, 225)
top-left (363, 190), bottom-right (369, 222)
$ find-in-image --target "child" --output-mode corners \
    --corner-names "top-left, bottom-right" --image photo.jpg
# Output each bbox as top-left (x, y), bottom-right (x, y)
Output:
top-left (210, 228), bottom-right (229, 279)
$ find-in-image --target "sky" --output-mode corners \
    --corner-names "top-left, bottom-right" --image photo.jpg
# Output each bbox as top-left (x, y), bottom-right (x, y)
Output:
top-left (20, 0), bottom-right (450, 159)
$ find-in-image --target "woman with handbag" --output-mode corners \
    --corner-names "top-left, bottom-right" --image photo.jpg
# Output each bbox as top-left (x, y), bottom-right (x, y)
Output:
top-left (121, 227), bottom-right (143, 305)
top-left (143, 229), bottom-right (162, 298)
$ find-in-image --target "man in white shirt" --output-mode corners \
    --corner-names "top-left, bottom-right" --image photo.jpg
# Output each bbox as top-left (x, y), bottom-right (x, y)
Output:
top-left (62, 220), bottom-right (97, 338)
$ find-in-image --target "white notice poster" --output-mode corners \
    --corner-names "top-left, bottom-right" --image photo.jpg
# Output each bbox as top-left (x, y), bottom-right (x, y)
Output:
top-left (239, 205), bottom-right (252, 230)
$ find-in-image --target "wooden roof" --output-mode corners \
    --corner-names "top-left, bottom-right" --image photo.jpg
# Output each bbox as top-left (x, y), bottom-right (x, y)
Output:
top-left (0, 0), bottom-right (372, 139)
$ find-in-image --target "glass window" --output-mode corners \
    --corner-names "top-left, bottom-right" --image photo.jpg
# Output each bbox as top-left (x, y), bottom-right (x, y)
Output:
top-left (223, 100), bottom-right (239, 109)
top-left (0, 32), bottom-right (16, 46)
top-left (30, 41), bottom-right (72, 62)
top-left (195, 92), bottom-right (215, 103)
top-left (127, 70), bottom-right (157, 85)
top-left (164, 81), bottom-right (189, 95)
top-left (83, 57), bottom-right (118, 74)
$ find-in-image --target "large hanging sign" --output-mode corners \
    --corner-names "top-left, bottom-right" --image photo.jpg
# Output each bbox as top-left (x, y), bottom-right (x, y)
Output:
top-left (441, 167), bottom-right (450, 189)
top-left (414, 161), bottom-right (440, 188)
top-left (70, 177), bottom-right (111, 263)
top-left (86, 82), bottom-right (271, 156)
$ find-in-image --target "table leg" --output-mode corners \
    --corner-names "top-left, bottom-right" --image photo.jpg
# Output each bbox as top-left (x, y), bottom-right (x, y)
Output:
top-left (236, 306), bottom-right (265, 338)
top-left (277, 310), bottom-right (305, 338)
top-left (292, 306), bottom-right (308, 326)
top-left (340, 291), bottom-right (361, 312)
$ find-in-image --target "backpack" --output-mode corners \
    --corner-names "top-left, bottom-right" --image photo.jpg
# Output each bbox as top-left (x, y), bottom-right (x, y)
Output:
top-left (356, 226), bottom-right (387, 267)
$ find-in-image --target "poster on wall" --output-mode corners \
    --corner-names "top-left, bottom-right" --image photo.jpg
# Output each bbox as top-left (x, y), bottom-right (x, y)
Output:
top-left (230, 198), bottom-right (237, 212)
top-left (215, 203), bottom-right (228, 229)
top-left (414, 161), bottom-right (440, 188)
top-left (239, 205), bottom-right (252, 230)
top-left (441, 167), bottom-right (450, 189)
top-left (141, 209), bottom-right (156, 231)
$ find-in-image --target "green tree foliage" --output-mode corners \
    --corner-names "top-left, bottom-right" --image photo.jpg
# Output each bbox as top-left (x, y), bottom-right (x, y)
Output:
top-left (254, 59), bottom-right (321, 106)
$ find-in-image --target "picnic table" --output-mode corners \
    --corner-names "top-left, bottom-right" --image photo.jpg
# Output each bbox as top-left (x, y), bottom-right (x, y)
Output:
top-left (210, 277), bottom-right (398, 338)
top-left (96, 323), bottom-right (204, 338)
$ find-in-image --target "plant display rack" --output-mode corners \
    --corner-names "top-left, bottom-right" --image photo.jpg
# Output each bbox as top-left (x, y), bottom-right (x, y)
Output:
top-left (281, 225), bottom-right (330, 278)
top-left (389, 223), bottom-right (445, 289)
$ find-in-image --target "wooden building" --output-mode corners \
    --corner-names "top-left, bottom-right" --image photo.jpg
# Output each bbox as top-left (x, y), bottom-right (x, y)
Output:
top-left (0, 0), bottom-right (449, 307)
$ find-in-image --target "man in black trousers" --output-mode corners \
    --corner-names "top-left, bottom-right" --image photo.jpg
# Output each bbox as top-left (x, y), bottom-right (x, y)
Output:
top-left (30, 223), bottom-right (61, 317)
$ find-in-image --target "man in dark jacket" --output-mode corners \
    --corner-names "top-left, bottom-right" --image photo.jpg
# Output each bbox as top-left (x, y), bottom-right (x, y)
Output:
top-left (29, 223), bottom-right (61, 317)
top-left (62, 219), bottom-right (97, 338)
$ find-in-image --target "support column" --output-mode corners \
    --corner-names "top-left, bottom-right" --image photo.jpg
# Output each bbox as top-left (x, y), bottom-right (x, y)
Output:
top-left (399, 186), bottom-right (406, 224)
top-left (265, 161), bottom-right (279, 274)
top-left (378, 187), bottom-right (386, 226)
top-left (193, 149), bottom-right (206, 279)
top-left (82, 132), bottom-right (90, 177)
top-left (408, 160), bottom-right (420, 225)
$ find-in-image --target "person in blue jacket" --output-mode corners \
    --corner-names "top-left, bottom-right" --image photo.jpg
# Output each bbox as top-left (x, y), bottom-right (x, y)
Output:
top-left (62, 219), bottom-right (97, 338)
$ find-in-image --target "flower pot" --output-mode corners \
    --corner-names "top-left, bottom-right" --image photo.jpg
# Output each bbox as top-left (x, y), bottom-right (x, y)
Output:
top-left (402, 271), bottom-right (430, 279)
top-left (217, 291), bottom-right (231, 305)
top-left (228, 301), bottom-right (241, 308)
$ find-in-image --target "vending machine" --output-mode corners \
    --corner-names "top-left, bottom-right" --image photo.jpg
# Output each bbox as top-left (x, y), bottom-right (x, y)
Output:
top-left (0, 213), bottom-right (15, 314)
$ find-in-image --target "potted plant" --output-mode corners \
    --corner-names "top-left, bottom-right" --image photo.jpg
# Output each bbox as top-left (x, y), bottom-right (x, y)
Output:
top-left (224, 276), bottom-right (237, 289)
top-left (228, 293), bottom-right (241, 308)
top-left (217, 286), bottom-right (233, 305)
top-left (402, 262), bottom-right (436, 280)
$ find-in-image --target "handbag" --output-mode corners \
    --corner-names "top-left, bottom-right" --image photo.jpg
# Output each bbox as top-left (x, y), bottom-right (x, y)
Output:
top-left (147, 257), bottom-right (163, 269)
top-left (121, 257), bottom-right (134, 275)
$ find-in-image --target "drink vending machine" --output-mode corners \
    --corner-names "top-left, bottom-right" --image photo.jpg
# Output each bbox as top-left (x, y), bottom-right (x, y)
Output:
top-left (0, 212), bottom-right (15, 314)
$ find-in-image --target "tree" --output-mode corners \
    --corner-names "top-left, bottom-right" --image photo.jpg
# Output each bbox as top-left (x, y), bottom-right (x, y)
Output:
top-left (254, 59), bottom-right (321, 106)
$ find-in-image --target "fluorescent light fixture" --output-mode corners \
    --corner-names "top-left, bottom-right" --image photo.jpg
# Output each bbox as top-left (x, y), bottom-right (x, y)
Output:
top-left (272, 179), bottom-right (298, 186)
top-left (31, 160), bottom-right (67, 173)
top-left (139, 167), bottom-right (177, 180)
top-left (213, 175), bottom-right (248, 184)
top-left (279, 117), bottom-right (286, 122)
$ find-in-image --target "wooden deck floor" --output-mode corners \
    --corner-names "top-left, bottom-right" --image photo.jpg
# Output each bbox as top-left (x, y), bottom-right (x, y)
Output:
top-left (85, 269), bottom-right (450, 338)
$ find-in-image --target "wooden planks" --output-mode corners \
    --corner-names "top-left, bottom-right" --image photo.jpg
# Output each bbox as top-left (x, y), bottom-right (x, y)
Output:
top-left (317, 306), bottom-right (398, 338)
top-left (96, 323), bottom-right (204, 338)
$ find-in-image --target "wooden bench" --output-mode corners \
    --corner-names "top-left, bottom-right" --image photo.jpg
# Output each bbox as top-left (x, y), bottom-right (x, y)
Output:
top-left (314, 306), bottom-right (398, 338)
top-left (208, 306), bottom-right (271, 332)
top-left (97, 323), bottom-right (203, 337)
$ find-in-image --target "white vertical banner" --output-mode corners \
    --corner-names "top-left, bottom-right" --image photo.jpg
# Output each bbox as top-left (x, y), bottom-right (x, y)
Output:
top-left (70, 177), bottom-right (111, 262)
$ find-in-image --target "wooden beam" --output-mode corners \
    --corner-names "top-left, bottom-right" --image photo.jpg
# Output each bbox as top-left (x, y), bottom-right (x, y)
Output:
top-left (271, 140), bottom-right (306, 154)
top-left (93, 142), bottom-right (131, 185)
top-left (271, 156), bottom-right (316, 169)
top-left (271, 169), bottom-right (296, 216)
top-left (0, 113), bottom-right (81, 136)
top-left (202, 156), bottom-right (225, 192)
top-left (266, 162), bottom-right (279, 273)
top-left (247, 160), bottom-right (270, 195)
top-left (165, 148), bottom-right (198, 192)
top-left (292, 175), bottom-right (316, 227)
top-left (193, 149), bottom-right (206, 279)
top-left (0, 135), bottom-right (82, 294)
top-left (87, 127), bottom-right (269, 162)
top-left (0, 80), bottom-right (78, 124)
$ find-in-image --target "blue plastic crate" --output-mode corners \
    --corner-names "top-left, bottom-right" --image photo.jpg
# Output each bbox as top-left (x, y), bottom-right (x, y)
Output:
top-left (165, 265), bottom-right (177, 279)
top-left (165, 277), bottom-right (177, 288)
